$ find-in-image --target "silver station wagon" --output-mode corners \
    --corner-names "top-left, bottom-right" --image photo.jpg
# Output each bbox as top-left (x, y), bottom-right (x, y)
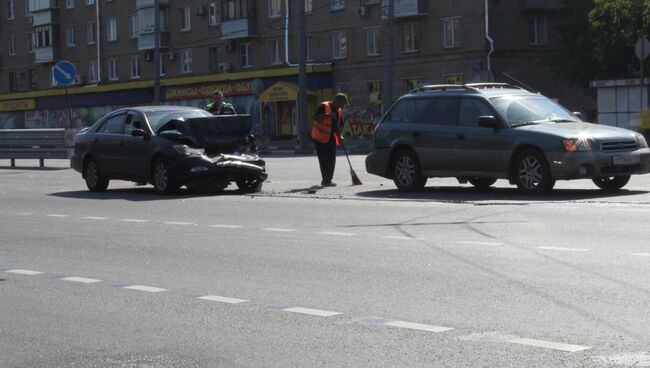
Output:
top-left (365, 83), bottom-right (650, 194)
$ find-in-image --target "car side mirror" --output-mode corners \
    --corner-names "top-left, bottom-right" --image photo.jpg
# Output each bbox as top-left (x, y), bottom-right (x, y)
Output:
top-left (478, 115), bottom-right (500, 129)
top-left (131, 129), bottom-right (146, 137)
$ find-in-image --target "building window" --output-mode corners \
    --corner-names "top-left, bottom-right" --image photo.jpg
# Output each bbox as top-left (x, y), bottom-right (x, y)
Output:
top-left (181, 49), bottom-right (192, 73)
top-left (28, 69), bottom-right (37, 89)
top-left (528, 15), bottom-right (548, 46)
top-left (330, 0), bottom-right (344, 10)
top-left (88, 61), bottom-right (98, 83)
top-left (85, 0), bottom-right (94, 5)
top-left (331, 30), bottom-right (347, 59)
top-left (269, 0), bottom-right (281, 18)
top-left (86, 22), bottom-right (97, 45)
top-left (6, 0), bottom-right (15, 19)
top-left (208, 46), bottom-right (220, 72)
top-left (268, 39), bottom-right (281, 65)
top-left (160, 8), bottom-right (168, 31)
top-left (9, 35), bottom-right (16, 55)
top-left (66, 24), bottom-right (75, 46)
top-left (209, 1), bottom-right (220, 25)
top-left (130, 56), bottom-right (140, 79)
top-left (403, 23), bottom-right (419, 52)
top-left (129, 15), bottom-right (138, 38)
top-left (35, 26), bottom-right (53, 48)
top-left (27, 32), bottom-right (35, 53)
top-left (108, 58), bottom-right (118, 81)
top-left (305, 0), bottom-right (312, 13)
top-left (365, 27), bottom-right (381, 56)
top-left (50, 67), bottom-right (57, 86)
top-left (65, 0), bottom-right (74, 8)
top-left (240, 42), bottom-right (251, 68)
top-left (159, 57), bottom-right (165, 77)
top-left (107, 18), bottom-right (117, 41)
top-left (306, 34), bottom-right (314, 61)
top-left (180, 6), bottom-right (191, 31)
top-left (442, 17), bottom-right (460, 48)
top-left (9, 71), bottom-right (18, 91)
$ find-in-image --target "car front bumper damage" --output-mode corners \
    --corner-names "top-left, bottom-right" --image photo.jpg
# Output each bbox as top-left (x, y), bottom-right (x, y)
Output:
top-left (168, 154), bottom-right (267, 189)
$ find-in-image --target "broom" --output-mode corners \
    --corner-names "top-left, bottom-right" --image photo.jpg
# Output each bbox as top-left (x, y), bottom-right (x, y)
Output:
top-left (339, 137), bottom-right (363, 186)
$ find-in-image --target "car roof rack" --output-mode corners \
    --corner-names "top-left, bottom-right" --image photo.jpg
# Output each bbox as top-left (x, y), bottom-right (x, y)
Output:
top-left (414, 83), bottom-right (525, 93)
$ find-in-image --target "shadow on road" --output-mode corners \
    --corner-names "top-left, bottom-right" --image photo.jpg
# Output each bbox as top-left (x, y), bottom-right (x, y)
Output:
top-left (0, 166), bottom-right (68, 171)
top-left (355, 185), bottom-right (649, 202)
top-left (49, 187), bottom-right (246, 202)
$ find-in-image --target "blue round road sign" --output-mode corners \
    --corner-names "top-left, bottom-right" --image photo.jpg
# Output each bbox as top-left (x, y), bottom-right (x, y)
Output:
top-left (53, 60), bottom-right (77, 86)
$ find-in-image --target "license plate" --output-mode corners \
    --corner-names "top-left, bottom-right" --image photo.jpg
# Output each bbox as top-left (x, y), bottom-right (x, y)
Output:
top-left (613, 155), bottom-right (640, 166)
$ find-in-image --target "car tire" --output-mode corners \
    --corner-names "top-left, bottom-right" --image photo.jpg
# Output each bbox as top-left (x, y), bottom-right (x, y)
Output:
top-left (392, 149), bottom-right (427, 192)
top-left (592, 175), bottom-right (630, 191)
top-left (152, 158), bottom-right (178, 195)
top-left (236, 178), bottom-right (263, 193)
top-left (468, 177), bottom-right (497, 190)
top-left (83, 157), bottom-right (109, 192)
top-left (513, 149), bottom-right (555, 194)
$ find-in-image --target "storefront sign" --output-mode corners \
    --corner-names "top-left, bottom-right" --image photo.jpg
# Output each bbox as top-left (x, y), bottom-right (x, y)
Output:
top-left (165, 80), bottom-right (254, 101)
top-left (0, 99), bottom-right (36, 112)
top-left (260, 82), bottom-right (299, 102)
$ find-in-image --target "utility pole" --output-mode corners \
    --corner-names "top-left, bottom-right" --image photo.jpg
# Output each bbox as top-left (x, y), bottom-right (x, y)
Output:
top-left (298, 0), bottom-right (308, 150)
top-left (383, 0), bottom-right (394, 113)
top-left (153, 0), bottom-right (161, 105)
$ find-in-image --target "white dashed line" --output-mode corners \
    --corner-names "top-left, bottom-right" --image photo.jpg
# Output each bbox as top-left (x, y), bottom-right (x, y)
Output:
top-left (456, 241), bottom-right (503, 246)
top-left (384, 320), bottom-right (454, 333)
top-left (83, 216), bottom-right (106, 220)
top-left (120, 219), bottom-right (149, 223)
top-left (197, 295), bottom-right (248, 304)
top-left (61, 276), bottom-right (102, 284)
top-left (163, 222), bottom-right (195, 226)
top-left (318, 231), bottom-right (356, 237)
top-left (536, 246), bottom-right (590, 252)
top-left (123, 285), bottom-right (167, 293)
top-left (631, 253), bottom-right (650, 257)
top-left (509, 337), bottom-right (591, 352)
top-left (263, 228), bottom-right (297, 232)
top-left (210, 224), bottom-right (242, 229)
top-left (4, 269), bottom-right (43, 275)
top-left (282, 307), bottom-right (341, 317)
top-left (46, 214), bottom-right (69, 218)
top-left (17, 212), bottom-right (34, 216)
top-left (382, 235), bottom-right (413, 241)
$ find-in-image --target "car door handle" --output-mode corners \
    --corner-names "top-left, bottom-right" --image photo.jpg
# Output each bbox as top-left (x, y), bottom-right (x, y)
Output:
top-left (457, 134), bottom-right (465, 140)
top-left (411, 132), bottom-right (421, 137)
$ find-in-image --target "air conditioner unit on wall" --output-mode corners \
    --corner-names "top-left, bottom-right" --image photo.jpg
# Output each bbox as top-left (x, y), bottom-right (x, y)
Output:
top-left (197, 5), bottom-right (207, 16)
top-left (218, 62), bottom-right (231, 73)
top-left (357, 6), bottom-right (368, 16)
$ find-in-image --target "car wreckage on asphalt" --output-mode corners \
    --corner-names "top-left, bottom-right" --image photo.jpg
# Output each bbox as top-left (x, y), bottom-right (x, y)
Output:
top-left (70, 106), bottom-right (267, 194)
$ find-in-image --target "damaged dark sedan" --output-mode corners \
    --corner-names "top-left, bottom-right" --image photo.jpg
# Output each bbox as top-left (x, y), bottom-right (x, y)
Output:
top-left (70, 106), bottom-right (267, 194)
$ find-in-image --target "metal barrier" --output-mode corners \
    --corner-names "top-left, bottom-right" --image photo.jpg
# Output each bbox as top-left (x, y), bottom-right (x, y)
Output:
top-left (0, 129), bottom-right (68, 168)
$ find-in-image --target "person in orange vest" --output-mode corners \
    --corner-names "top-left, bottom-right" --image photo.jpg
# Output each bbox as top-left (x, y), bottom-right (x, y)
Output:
top-left (311, 93), bottom-right (349, 187)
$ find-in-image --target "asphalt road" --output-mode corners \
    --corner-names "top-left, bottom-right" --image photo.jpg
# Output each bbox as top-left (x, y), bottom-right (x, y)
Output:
top-left (1, 156), bottom-right (650, 367)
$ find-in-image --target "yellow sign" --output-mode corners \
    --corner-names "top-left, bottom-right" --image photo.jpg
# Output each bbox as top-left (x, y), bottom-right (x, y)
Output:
top-left (0, 99), bottom-right (35, 112)
top-left (260, 82), bottom-right (299, 102)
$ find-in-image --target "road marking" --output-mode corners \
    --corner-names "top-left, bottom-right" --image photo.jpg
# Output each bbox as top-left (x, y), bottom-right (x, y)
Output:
top-left (631, 253), bottom-right (650, 257)
top-left (456, 241), bottom-right (503, 246)
top-left (163, 222), bottom-right (195, 226)
top-left (509, 338), bottom-right (591, 352)
top-left (46, 214), bottom-right (69, 218)
top-left (263, 228), bottom-right (297, 232)
top-left (382, 235), bottom-right (413, 241)
top-left (120, 219), bottom-right (149, 223)
top-left (61, 276), bottom-right (102, 284)
top-left (210, 224), bottom-right (242, 229)
top-left (123, 285), bottom-right (167, 293)
top-left (197, 295), bottom-right (248, 304)
top-left (83, 216), bottom-right (106, 220)
top-left (384, 320), bottom-right (454, 333)
top-left (17, 212), bottom-right (33, 216)
top-left (536, 246), bottom-right (589, 252)
top-left (282, 307), bottom-right (341, 317)
top-left (318, 231), bottom-right (356, 237)
top-left (4, 269), bottom-right (43, 275)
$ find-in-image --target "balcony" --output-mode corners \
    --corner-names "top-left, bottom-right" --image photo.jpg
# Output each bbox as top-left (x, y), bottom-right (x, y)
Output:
top-left (29, 0), bottom-right (59, 12)
top-left (380, 0), bottom-right (427, 19)
top-left (519, 0), bottom-right (560, 11)
top-left (34, 47), bottom-right (57, 64)
top-left (32, 10), bottom-right (59, 26)
top-left (136, 0), bottom-right (168, 9)
top-left (137, 32), bottom-right (170, 50)
top-left (221, 18), bottom-right (257, 40)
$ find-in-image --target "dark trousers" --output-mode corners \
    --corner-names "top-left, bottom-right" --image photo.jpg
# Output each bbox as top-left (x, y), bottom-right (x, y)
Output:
top-left (314, 138), bottom-right (337, 183)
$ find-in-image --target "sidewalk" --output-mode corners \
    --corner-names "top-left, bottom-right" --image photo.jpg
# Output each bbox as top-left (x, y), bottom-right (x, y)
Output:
top-left (259, 139), bottom-right (372, 156)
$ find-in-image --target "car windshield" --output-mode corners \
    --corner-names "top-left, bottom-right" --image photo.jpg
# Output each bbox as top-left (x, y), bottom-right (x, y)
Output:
top-left (490, 95), bottom-right (579, 127)
top-left (145, 109), bottom-right (212, 132)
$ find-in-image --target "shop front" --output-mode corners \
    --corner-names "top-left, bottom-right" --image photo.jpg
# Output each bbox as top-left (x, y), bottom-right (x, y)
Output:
top-left (258, 81), bottom-right (321, 141)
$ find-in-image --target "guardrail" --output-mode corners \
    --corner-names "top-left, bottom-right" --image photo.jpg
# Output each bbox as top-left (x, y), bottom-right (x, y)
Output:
top-left (0, 129), bottom-right (68, 168)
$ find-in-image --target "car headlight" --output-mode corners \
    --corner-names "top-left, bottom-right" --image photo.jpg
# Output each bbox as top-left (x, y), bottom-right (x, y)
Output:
top-left (562, 138), bottom-right (592, 152)
top-left (173, 144), bottom-right (205, 156)
top-left (635, 133), bottom-right (649, 149)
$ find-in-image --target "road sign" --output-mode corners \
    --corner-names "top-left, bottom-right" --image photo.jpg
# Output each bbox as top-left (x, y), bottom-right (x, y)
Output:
top-left (635, 37), bottom-right (650, 61)
top-left (53, 60), bottom-right (76, 86)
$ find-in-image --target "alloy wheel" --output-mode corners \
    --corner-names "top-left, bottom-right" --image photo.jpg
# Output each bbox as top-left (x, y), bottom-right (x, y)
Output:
top-left (395, 156), bottom-right (416, 186)
top-left (518, 156), bottom-right (543, 190)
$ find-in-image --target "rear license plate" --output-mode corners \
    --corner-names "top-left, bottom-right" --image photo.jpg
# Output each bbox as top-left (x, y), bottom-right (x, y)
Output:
top-left (613, 155), bottom-right (640, 166)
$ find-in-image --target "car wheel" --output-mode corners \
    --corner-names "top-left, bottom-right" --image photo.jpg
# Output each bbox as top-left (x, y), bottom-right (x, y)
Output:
top-left (392, 149), bottom-right (427, 192)
top-left (152, 158), bottom-right (178, 194)
top-left (83, 157), bottom-right (109, 192)
top-left (468, 177), bottom-right (497, 190)
top-left (592, 175), bottom-right (630, 191)
top-left (236, 178), bottom-right (263, 193)
top-left (513, 149), bottom-right (555, 194)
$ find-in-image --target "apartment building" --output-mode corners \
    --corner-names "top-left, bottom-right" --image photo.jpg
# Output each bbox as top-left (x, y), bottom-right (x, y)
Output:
top-left (0, 0), bottom-right (593, 141)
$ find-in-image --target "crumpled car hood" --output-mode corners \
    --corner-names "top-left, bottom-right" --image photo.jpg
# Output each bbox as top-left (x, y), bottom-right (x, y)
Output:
top-left (157, 115), bottom-right (252, 154)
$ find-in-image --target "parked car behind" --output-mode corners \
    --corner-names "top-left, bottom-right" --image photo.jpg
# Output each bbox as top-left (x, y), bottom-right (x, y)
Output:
top-left (70, 106), bottom-right (267, 194)
top-left (366, 83), bottom-right (650, 194)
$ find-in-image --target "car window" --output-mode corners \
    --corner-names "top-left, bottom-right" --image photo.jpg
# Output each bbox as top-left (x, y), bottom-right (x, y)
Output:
top-left (125, 113), bottom-right (145, 135)
top-left (419, 98), bottom-right (460, 125)
top-left (98, 114), bottom-right (126, 134)
top-left (387, 100), bottom-right (419, 123)
top-left (460, 98), bottom-right (493, 127)
top-left (490, 95), bottom-right (578, 126)
top-left (146, 110), bottom-right (212, 132)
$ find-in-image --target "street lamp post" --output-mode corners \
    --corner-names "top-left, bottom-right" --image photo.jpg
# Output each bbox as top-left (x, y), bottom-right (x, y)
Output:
top-left (153, 0), bottom-right (161, 105)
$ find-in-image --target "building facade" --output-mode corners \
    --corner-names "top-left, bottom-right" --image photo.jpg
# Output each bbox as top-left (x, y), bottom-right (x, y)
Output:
top-left (0, 0), bottom-right (593, 142)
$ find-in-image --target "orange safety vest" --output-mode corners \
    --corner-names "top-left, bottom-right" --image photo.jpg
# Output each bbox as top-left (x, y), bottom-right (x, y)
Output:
top-left (311, 102), bottom-right (342, 144)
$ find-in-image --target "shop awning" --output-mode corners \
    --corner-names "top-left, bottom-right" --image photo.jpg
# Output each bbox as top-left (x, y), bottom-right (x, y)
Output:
top-left (259, 82), bottom-right (317, 103)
